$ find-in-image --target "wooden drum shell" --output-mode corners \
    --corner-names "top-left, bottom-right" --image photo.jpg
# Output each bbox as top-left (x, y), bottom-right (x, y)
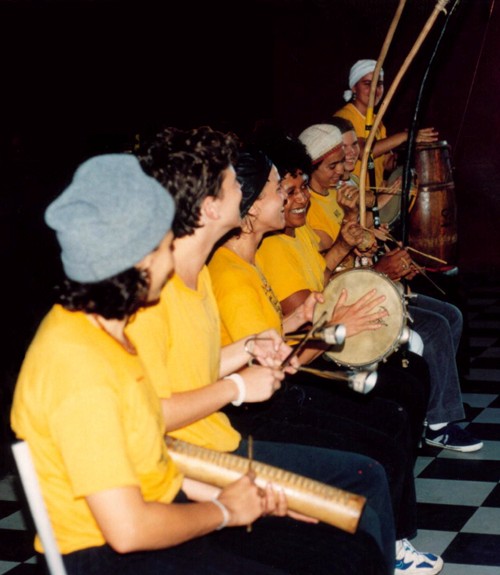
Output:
top-left (408, 141), bottom-right (458, 269)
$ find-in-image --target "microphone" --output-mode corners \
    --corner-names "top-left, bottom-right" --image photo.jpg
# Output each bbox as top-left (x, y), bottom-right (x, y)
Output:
top-left (285, 324), bottom-right (347, 346)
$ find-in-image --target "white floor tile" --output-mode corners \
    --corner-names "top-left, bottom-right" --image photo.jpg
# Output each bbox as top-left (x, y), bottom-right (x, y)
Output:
top-left (441, 564), bottom-right (500, 574)
top-left (410, 529), bottom-right (457, 557)
top-left (0, 510), bottom-right (29, 531)
top-left (461, 507), bottom-right (500, 534)
top-left (472, 407), bottom-right (500, 424)
top-left (415, 479), bottom-right (496, 506)
top-left (437, 440), bottom-right (500, 461)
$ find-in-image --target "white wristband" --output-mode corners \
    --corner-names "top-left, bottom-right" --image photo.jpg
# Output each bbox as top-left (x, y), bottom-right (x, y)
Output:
top-left (224, 373), bottom-right (246, 406)
top-left (211, 497), bottom-right (230, 530)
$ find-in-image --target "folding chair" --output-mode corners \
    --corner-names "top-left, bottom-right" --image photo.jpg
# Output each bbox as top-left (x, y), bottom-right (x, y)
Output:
top-left (11, 441), bottom-right (68, 575)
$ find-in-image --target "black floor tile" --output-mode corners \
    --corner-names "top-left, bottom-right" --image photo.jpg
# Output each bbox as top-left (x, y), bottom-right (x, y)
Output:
top-left (3, 564), bottom-right (44, 575)
top-left (0, 529), bottom-right (36, 562)
top-left (467, 422), bottom-right (500, 441)
top-left (482, 484), bottom-right (500, 507)
top-left (417, 458), bottom-right (500, 482)
top-left (443, 532), bottom-right (500, 566)
top-left (416, 502), bottom-right (476, 531)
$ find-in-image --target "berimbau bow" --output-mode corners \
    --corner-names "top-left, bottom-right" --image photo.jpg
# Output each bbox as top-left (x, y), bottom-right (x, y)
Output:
top-left (360, 0), bottom-right (407, 230)
top-left (358, 0), bottom-right (451, 231)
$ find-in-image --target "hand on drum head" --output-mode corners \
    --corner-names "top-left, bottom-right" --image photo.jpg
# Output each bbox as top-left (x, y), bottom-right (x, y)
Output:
top-left (329, 288), bottom-right (388, 338)
top-left (415, 127), bottom-right (439, 144)
top-left (373, 247), bottom-right (418, 282)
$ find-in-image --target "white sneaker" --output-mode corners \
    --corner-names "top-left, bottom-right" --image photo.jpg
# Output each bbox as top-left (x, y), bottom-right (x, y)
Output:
top-left (395, 539), bottom-right (443, 574)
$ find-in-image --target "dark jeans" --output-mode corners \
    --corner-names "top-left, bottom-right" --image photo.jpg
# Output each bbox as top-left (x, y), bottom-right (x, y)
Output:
top-left (224, 351), bottom-right (430, 542)
top-left (60, 524), bottom-right (385, 575)
top-left (234, 439), bottom-right (395, 572)
top-left (409, 293), bottom-right (465, 424)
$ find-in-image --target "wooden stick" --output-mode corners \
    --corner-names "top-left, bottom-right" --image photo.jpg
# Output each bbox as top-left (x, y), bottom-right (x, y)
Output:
top-left (165, 437), bottom-right (366, 534)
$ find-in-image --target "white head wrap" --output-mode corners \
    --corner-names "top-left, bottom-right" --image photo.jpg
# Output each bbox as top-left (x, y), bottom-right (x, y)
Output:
top-left (298, 124), bottom-right (343, 165)
top-left (342, 59), bottom-right (384, 102)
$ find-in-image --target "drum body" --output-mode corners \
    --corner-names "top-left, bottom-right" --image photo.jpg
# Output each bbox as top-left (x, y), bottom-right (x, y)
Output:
top-left (313, 268), bottom-right (408, 370)
top-left (408, 141), bottom-right (458, 269)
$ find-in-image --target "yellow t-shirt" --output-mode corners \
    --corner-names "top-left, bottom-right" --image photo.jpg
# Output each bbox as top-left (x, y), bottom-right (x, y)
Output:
top-left (208, 246), bottom-right (283, 344)
top-left (306, 187), bottom-right (344, 244)
top-left (334, 102), bottom-right (388, 189)
top-left (257, 225), bottom-right (326, 302)
top-left (129, 268), bottom-right (241, 452)
top-left (11, 305), bottom-right (182, 555)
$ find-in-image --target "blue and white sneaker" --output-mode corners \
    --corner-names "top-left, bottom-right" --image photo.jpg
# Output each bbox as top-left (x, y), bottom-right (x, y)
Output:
top-left (425, 423), bottom-right (483, 452)
top-left (395, 539), bottom-right (443, 574)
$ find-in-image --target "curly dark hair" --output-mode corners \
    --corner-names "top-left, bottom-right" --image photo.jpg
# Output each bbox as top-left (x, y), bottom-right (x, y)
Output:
top-left (137, 126), bottom-right (239, 238)
top-left (55, 267), bottom-right (149, 320)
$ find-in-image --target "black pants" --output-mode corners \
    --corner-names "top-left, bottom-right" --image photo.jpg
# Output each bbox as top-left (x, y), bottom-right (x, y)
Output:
top-left (223, 351), bottom-right (430, 540)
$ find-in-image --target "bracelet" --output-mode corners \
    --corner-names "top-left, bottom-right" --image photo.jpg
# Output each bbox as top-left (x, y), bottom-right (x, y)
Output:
top-left (224, 373), bottom-right (246, 406)
top-left (211, 497), bottom-right (230, 530)
top-left (243, 336), bottom-right (256, 356)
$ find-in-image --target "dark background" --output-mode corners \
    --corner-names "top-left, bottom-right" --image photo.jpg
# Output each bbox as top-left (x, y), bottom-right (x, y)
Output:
top-left (2, 0), bottom-right (499, 471)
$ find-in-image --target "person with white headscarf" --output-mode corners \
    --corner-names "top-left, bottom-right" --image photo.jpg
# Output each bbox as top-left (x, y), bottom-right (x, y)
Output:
top-left (334, 59), bottom-right (439, 189)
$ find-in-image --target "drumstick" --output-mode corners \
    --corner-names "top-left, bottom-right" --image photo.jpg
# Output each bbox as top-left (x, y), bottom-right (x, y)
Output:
top-left (406, 246), bottom-right (448, 265)
top-left (362, 226), bottom-right (448, 265)
top-left (247, 435), bottom-right (254, 533)
top-left (165, 436), bottom-right (366, 534)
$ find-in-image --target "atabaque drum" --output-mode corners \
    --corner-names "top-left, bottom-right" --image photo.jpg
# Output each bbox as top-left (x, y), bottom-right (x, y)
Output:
top-left (408, 141), bottom-right (458, 270)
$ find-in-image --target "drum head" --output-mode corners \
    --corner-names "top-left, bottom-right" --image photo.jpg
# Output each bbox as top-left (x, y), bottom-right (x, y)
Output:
top-left (379, 166), bottom-right (417, 226)
top-left (313, 268), bottom-right (405, 368)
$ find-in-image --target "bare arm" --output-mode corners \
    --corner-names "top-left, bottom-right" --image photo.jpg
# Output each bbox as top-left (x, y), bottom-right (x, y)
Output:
top-left (86, 476), bottom-right (266, 553)
top-left (361, 127), bottom-right (439, 159)
top-left (161, 364), bottom-right (285, 432)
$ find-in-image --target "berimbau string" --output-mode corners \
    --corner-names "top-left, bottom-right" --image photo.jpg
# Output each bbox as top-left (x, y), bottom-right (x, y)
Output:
top-left (247, 435), bottom-right (254, 533)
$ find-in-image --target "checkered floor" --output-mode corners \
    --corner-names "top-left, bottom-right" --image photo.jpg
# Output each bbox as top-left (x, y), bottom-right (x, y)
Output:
top-left (1, 272), bottom-right (499, 575)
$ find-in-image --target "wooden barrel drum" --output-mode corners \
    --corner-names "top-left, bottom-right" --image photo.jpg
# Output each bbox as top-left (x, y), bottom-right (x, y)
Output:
top-left (408, 141), bottom-right (458, 270)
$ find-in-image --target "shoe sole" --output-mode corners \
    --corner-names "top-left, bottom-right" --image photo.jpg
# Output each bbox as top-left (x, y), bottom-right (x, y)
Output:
top-left (425, 438), bottom-right (484, 452)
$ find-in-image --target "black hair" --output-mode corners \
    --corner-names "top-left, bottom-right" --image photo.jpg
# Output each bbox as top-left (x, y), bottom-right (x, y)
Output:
top-left (137, 126), bottom-right (239, 238)
top-left (247, 125), bottom-right (313, 179)
top-left (55, 268), bottom-right (149, 320)
top-left (331, 116), bottom-right (355, 135)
